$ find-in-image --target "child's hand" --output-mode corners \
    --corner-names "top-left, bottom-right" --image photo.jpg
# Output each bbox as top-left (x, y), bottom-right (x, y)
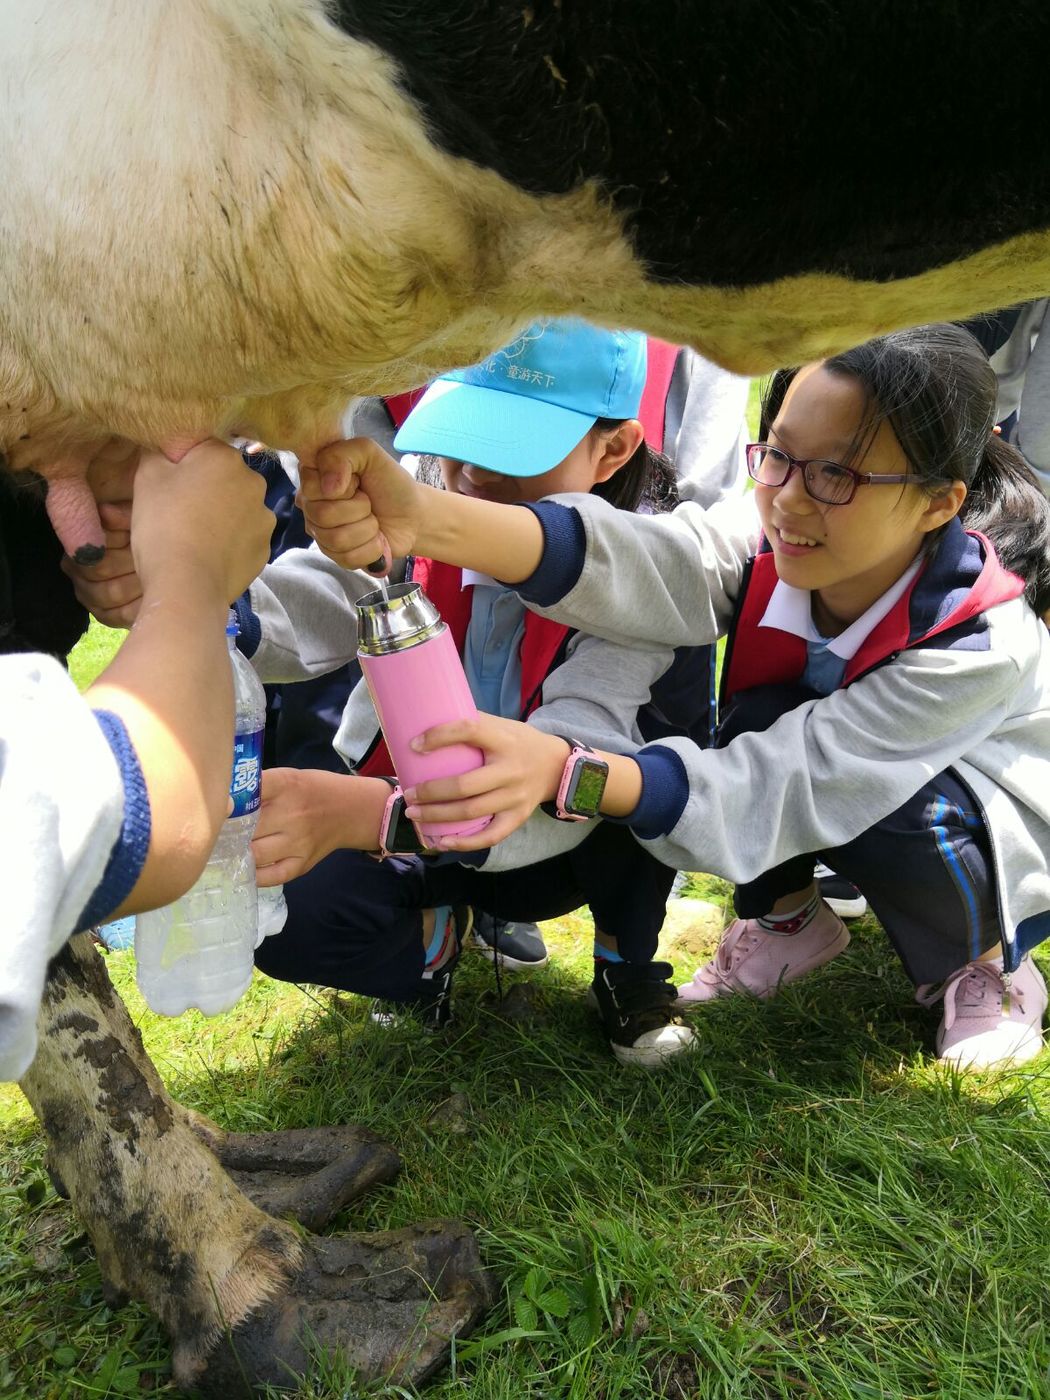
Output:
top-left (61, 501), bottom-right (143, 628)
top-left (131, 441), bottom-right (272, 605)
top-left (252, 767), bottom-right (390, 883)
top-left (298, 437), bottom-right (426, 574)
top-left (402, 715), bottom-right (571, 850)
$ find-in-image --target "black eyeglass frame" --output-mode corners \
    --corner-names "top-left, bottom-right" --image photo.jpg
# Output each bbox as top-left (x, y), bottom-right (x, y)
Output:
top-left (745, 443), bottom-right (926, 506)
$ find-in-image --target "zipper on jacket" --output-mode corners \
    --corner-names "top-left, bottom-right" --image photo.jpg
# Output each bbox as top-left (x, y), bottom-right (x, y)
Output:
top-left (717, 553), bottom-right (757, 715)
top-left (518, 630), bottom-right (575, 720)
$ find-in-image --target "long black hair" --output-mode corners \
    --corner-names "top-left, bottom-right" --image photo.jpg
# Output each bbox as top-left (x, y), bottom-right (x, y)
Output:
top-left (760, 323), bottom-right (1050, 613)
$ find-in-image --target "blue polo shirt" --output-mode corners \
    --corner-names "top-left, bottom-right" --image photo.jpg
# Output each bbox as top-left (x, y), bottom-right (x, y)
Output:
top-left (461, 570), bottom-right (527, 719)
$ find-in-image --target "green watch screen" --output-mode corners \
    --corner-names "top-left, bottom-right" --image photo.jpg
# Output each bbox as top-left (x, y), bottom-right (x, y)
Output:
top-left (568, 760), bottom-right (606, 815)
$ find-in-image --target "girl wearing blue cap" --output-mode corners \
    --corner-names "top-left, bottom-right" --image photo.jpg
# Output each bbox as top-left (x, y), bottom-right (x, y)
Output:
top-left (245, 317), bottom-right (709, 1066)
top-left (299, 322), bottom-right (1050, 1072)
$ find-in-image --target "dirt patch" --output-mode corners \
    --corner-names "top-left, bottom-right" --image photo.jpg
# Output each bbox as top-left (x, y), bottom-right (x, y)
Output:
top-left (657, 899), bottom-right (724, 967)
top-left (645, 1351), bottom-right (702, 1398)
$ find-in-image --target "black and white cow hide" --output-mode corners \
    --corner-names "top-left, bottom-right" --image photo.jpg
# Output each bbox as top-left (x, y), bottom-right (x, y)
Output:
top-left (2, 0), bottom-right (1050, 557)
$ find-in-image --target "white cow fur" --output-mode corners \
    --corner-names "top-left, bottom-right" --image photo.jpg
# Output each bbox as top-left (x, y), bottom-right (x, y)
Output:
top-left (4, 0), bottom-right (1050, 476)
top-left (0, 0), bottom-right (639, 475)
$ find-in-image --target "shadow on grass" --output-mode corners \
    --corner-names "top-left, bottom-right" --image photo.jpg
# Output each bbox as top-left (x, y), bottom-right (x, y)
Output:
top-left (4, 911), bottom-right (1050, 1399)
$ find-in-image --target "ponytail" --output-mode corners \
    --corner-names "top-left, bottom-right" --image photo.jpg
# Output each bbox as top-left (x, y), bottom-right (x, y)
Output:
top-left (959, 436), bottom-right (1050, 614)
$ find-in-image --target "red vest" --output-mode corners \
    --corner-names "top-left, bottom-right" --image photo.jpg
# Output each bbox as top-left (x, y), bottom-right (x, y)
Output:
top-left (356, 557), bottom-right (571, 776)
top-left (722, 531), bottom-right (1025, 707)
top-left (637, 338), bottom-right (679, 452)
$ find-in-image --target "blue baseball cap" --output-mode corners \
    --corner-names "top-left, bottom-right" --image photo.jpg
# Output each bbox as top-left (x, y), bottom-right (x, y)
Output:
top-left (393, 317), bottom-right (648, 477)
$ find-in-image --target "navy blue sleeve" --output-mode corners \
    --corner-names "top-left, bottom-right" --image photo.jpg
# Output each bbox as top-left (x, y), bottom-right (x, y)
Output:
top-left (75, 710), bottom-right (152, 929)
top-left (232, 591), bottom-right (261, 658)
top-left (604, 743), bottom-right (690, 840)
top-left (502, 502), bottom-right (587, 606)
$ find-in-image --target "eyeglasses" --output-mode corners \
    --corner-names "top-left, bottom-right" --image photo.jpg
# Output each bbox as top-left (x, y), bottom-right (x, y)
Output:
top-left (745, 443), bottom-right (925, 506)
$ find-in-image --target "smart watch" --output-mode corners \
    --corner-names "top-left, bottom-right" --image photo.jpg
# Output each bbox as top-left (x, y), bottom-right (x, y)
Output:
top-left (549, 739), bottom-right (609, 821)
top-left (375, 778), bottom-right (426, 857)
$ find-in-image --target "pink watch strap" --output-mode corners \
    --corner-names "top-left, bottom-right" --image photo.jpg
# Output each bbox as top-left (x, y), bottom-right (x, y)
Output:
top-left (555, 743), bottom-right (593, 822)
top-left (377, 779), bottom-right (403, 859)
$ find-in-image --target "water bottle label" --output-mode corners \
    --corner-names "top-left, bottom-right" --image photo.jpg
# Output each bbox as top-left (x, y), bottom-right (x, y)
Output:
top-left (230, 728), bottom-right (264, 816)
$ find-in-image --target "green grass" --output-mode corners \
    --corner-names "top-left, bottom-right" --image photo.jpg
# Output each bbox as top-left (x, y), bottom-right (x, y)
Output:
top-left (3, 904), bottom-right (1049, 1399)
top-left (16, 438), bottom-right (1049, 1396)
top-left (746, 378), bottom-right (764, 441)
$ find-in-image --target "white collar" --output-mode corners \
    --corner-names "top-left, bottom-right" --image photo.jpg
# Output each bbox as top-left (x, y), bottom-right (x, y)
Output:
top-left (461, 568), bottom-right (501, 590)
top-left (758, 555), bottom-right (924, 659)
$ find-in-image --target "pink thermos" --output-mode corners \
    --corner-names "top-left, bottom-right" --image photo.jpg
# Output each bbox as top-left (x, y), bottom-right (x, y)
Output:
top-left (356, 582), bottom-right (492, 844)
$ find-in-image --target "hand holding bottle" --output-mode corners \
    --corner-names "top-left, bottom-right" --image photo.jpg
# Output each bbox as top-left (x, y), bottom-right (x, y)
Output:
top-left (251, 768), bottom-right (393, 882)
top-left (398, 713), bottom-right (570, 849)
top-left (399, 713), bottom-right (646, 850)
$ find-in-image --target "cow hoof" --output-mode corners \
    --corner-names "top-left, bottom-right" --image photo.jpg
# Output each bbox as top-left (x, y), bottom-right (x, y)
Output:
top-left (207, 1125), bottom-right (402, 1232)
top-left (197, 1219), bottom-right (494, 1394)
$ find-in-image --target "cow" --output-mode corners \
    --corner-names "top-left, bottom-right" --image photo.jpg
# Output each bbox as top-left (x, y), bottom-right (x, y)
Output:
top-left (3, 0), bottom-right (1050, 562)
top-left (4, 0), bottom-right (1050, 1391)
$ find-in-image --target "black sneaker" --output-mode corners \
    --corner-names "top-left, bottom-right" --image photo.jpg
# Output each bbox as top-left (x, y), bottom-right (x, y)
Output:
top-left (814, 863), bottom-right (868, 919)
top-left (469, 910), bottom-right (549, 971)
top-left (587, 960), bottom-right (696, 1069)
top-left (370, 908), bottom-right (471, 1031)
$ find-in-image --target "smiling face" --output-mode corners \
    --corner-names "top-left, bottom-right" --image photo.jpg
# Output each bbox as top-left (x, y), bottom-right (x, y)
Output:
top-left (757, 363), bottom-right (965, 632)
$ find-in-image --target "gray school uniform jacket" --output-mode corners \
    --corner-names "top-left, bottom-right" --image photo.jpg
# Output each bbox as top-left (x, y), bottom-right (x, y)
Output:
top-left (238, 544), bottom-right (677, 872)
top-left (515, 491), bottom-right (1050, 969)
top-left (0, 657), bottom-right (135, 1080)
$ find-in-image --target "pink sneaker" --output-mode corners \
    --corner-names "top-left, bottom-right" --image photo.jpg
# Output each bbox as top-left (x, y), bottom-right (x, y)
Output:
top-left (677, 902), bottom-right (850, 1003)
top-left (919, 955), bottom-right (1048, 1070)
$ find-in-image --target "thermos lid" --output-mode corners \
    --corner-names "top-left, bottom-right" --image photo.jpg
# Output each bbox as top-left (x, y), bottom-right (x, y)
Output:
top-left (356, 581), bottom-right (446, 655)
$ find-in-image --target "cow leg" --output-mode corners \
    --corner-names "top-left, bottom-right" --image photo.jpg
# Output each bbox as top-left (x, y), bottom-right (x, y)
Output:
top-left (48, 1109), bottom-right (403, 1237)
top-left (18, 934), bottom-right (492, 1392)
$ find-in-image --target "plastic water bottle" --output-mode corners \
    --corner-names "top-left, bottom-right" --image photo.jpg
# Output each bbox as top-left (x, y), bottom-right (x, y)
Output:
top-left (135, 613), bottom-right (271, 1014)
top-left (256, 881), bottom-right (288, 945)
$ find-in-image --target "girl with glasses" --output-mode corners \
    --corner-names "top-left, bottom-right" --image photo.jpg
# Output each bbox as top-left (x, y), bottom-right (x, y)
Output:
top-left (301, 322), bottom-right (1050, 1070)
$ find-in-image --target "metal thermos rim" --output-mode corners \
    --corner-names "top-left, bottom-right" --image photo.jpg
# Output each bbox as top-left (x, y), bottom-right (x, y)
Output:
top-left (356, 581), bottom-right (446, 655)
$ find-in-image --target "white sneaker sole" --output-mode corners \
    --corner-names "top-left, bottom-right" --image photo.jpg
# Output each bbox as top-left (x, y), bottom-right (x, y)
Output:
top-left (822, 893), bottom-right (868, 920)
top-left (586, 987), bottom-right (696, 1069)
top-left (609, 1025), bottom-right (696, 1069)
top-left (468, 931), bottom-right (549, 972)
top-left (937, 1023), bottom-right (1045, 1070)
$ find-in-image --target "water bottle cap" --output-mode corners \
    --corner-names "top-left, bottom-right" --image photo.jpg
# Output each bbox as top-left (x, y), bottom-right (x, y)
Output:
top-left (356, 581), bottom-right (445, 655)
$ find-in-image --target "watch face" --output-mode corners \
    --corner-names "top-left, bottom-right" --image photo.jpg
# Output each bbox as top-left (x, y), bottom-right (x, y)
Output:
top-left (566, 758), bottom-right (608, 817)
top-left (382, 794), bottom-right (426, 854)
